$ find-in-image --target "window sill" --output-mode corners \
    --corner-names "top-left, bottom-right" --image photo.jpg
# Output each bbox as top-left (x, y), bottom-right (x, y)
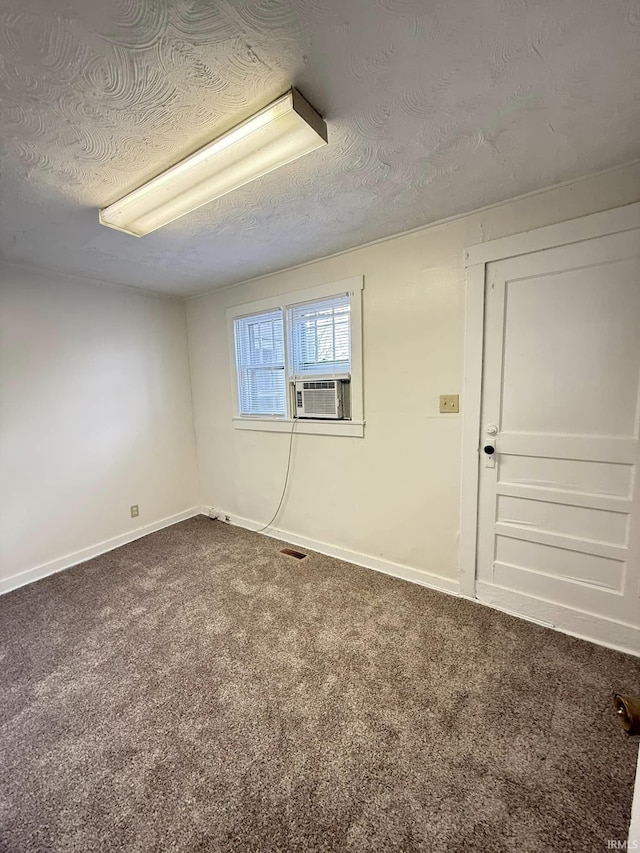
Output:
top-left (232, 417), bottom-right (365, 438)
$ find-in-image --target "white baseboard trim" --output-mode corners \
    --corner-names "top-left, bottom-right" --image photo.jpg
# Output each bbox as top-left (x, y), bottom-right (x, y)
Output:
top-left (474, 581), bottom-right (640, 658)
top-left (0, 507), bottom-right (203, 597)
top-left (203, 507), bottom-right (460, 597)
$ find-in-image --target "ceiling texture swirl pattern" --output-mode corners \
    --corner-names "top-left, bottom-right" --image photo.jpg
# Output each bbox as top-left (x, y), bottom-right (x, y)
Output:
top-left (1, 0), bottom-right (639, 294)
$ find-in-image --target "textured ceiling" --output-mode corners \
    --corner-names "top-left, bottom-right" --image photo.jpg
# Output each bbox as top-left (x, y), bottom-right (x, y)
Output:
top-left (1, 0), bottom-right (639, 296)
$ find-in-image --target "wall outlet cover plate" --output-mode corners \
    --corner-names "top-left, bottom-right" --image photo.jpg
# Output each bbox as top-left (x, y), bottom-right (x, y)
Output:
top-left (439, 394), bottom-right (460, 413)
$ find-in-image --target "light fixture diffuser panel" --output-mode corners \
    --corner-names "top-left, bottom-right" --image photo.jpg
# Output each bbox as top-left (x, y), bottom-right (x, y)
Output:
top-left (99, 89), bottom-right (328, 237)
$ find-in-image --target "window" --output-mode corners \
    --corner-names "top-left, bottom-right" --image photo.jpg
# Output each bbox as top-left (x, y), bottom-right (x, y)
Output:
top-left (287, 295), bottom-right (351, 378)
top-left (234, 309), bottom-right (286, 416)
top-left (227, 277), bottom-right (364, 437)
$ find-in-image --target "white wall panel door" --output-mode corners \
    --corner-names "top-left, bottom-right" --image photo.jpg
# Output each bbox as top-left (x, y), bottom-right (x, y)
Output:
top-left (476, 228), bottom-right (640, 652)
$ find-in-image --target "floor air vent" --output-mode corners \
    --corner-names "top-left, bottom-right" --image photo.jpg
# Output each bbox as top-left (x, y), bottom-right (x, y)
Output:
top-left (280, 548), bottom-right (307, 560)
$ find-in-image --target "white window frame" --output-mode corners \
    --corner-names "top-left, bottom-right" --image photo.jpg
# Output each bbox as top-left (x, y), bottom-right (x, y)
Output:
top-left (227, 276), bottom-right (364, 438)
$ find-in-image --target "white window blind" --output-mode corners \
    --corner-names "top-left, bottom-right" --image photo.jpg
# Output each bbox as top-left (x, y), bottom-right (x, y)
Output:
top-left (287, 294), bottom-right (351, 378)
top-left (233, 309), bottom-right (286, 416)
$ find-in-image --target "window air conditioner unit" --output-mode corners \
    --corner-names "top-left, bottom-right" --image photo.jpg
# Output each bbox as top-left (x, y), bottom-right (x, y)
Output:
top-left (295, 379), bottom-right (346, 419)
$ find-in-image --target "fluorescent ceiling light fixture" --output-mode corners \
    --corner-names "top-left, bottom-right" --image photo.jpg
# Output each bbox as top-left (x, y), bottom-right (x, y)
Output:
top-left (99, 88), bottom-right (328, 237)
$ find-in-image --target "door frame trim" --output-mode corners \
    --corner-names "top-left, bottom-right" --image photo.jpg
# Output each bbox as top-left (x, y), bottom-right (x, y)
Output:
top-left (458, 201), bottom-right (640, 600)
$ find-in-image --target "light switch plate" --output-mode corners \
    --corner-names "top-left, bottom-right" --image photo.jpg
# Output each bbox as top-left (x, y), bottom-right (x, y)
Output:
top-left (439, 394), bottom-right (460, 413)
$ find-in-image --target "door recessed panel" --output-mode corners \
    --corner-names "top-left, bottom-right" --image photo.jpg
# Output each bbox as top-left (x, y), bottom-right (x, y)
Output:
top-left (498, 454), bottom-right (633, 498)
top-left (495, 536), bottom-right (624, 592)
top-left (500, 259), bottom-right (640, 436)
top-left (491, 563), bottom-right (624, 618)
top-left (496, 495), bottom-right (629, 546)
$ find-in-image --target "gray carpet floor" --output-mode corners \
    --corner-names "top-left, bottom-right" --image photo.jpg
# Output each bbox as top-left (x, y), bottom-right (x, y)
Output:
top-left (1, 516), bottom-right (638, 852)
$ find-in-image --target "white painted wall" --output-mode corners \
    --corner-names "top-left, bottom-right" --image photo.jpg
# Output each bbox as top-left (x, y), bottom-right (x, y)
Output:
top-left (186, 163), bottom-right (640, 588)
top-left (0, 265), bottom-right (199, 589)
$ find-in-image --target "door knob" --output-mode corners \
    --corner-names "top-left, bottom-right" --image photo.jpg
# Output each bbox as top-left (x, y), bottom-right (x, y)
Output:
top-left (483, 445), bottom-right (495, 455)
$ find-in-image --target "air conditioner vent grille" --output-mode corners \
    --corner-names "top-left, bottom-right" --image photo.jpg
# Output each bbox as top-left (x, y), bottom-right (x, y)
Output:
top-left (302, 389), bottom-right (338, 415)
top-left (303, 380), bottom-right (336, 390)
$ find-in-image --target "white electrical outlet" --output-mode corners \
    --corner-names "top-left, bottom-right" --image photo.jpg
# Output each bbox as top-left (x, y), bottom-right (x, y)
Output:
top-left (130, 505), bottom-right (139, 518)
